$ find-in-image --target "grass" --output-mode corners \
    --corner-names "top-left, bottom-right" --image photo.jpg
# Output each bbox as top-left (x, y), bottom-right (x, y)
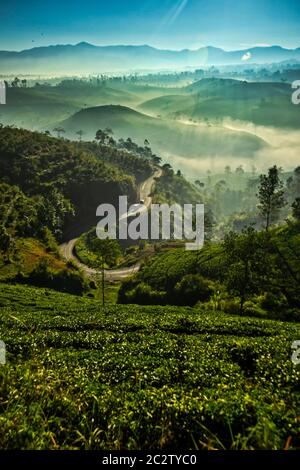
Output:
top-left (0, 238), bottom-right (65, 282)
top-left (93, 280), bottom-right (121, 305)
top-left (0, 282), bottom-right (300, 449)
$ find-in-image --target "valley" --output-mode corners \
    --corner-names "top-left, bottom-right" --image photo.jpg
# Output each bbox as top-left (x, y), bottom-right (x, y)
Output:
top-left (1, 32), bottom-right (300, 452)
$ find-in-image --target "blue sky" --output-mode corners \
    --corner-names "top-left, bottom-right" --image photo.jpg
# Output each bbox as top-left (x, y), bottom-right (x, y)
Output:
top-left (0, 0), bottom-right (299, 51)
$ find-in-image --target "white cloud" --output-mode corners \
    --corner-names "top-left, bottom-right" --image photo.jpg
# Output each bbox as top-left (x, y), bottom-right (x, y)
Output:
top-left (254, 43), bottom-right (271, 47)
top-left (241, 51), bottom-right (252, 61)
top-left (240, 43), bottom-right (271, 48)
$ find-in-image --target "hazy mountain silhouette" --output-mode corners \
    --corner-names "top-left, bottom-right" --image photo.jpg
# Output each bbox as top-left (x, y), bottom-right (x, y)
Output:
top-left (0, 43), bottom-right (299, 73)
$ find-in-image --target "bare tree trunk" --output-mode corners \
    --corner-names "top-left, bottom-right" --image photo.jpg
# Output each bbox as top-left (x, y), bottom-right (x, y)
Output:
top-left (101, 255), bottom-right (105, 307)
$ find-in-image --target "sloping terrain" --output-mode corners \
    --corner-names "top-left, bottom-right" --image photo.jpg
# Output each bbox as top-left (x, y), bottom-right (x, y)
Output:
top-left (60, 104), bottom-right (267, 166)
top-left (0, 282), bottom-right (300, 449)
top-left (139, 79), bottom-right (300, 128)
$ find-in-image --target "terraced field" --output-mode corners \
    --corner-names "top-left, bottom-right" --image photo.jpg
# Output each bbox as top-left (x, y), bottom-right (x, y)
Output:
top-left (0, 283), bottom-right (300, 449)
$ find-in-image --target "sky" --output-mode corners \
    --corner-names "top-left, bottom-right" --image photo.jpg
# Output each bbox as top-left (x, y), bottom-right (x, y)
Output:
top-left (0, 0), bottom-right (300, 51)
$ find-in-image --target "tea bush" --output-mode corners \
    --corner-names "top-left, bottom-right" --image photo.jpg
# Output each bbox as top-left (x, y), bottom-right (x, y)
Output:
top-left (0, 283), bottom-right (300, 449)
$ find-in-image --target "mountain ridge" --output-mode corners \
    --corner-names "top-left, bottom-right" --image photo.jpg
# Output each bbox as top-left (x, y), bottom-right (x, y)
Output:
top-left (0, 43), bottom-right (300, 73)
top-left (1, 41), bottom-right (300, 54)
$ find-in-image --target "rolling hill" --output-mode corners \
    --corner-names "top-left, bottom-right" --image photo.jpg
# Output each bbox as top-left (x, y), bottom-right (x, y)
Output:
top-left (60, 104), bottom-right (158, 138)
top-left (0, 84), bottom-right (138, 130)
top-left (139, 78), bottom-right (300, 128)
top-left (59, 104), bottom-right (267, 174)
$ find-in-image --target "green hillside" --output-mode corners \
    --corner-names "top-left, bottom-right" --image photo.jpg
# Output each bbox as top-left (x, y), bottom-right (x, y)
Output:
top-left (0, 126), bottom-right (153, 292)
top-left (139, 94), bottom-right (195, 115)
top-left (1, 282), bottom-right (300, 449)
top-left (0, 126), bottom-right (136, 237)
top-left (60, 105), bottom-right (267, 167)
top-left (185, 78), bottom-right (290, 99)
top-left (0, 84), bottom-right (138, 130)
top-left (139, 78), bottom-right (300, 128)
top-left (119, 223), bottom-right (300, 318)
top-left (60, 104), bottom-right (158, 140)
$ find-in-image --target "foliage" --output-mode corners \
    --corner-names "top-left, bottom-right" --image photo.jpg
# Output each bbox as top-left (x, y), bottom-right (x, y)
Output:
top-left (0, 126), bottom-right (136, 240)
top-left (0, 283), bottom-right (300, 449)
top-left (120, 222), bottom-right (300, 315)
top-left (257, 165), bottom-right (286, 230)
top-left (75, 229), bottom-right (122, 269)
top-left (153, 170), bottom-right (204, 206)
top-left (174, 274), bottom-right (212, 306)
top-left (292, 198), bottom-right (300, 222)
top-left (82, 141), bottom-right (153, 183)
top-left (18, 257), bottom-right (89, 295)
top-left (223, 227), bottom-right (271, 313)
top-left (0, 183), bottom-right (41, 241)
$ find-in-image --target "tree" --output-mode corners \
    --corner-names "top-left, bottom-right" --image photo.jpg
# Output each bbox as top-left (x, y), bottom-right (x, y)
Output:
top-left (223, 227), bottom-right (269, 313)
top-left (215, 180), bottom-right (227, 193)
top-left (162, 163), bottom-right (173, 177)
top-left (225, 165), bottom-right (231, 176)
top-left (11, 77), bottom-right (20, 88)
top-left (0, 183), bottom-right (40, 239)
top-left (195, 180), bottom-right (205, 188)
top-left (0, 224), bottom-right (12, 253)
top-left (76, 130), bottom-right (84, 142)
top-left (53, 127), bottom-right (66, 138)
top-left (286, 166), bottom-right (300, 203)
top-left (104, 127), bottom-right (113, 137)
top-left (257, 165), bottom-right (286, 230)
top-left (151, 154), bottom-right (161, 166)
top-left (235, 165), bottom-right (245, 176)
top-left (292, 198), bottom-right (300, 222)
top-left (108, 136), bottom-right (116, 146)
top-left (38, 188), bottom-right (75, 238)
top-left (95, 128), bottom-right (114, 145)
top-left (294, 166), bottom-right (300, 188)
top-left (95, 129), bottom-right (106, 144)
top-left (206, 170), bottom-right (212, 185)
top-left (89, 234), bottom-right (122, 307)
top-left (174, 274), bottom-right (211, 306)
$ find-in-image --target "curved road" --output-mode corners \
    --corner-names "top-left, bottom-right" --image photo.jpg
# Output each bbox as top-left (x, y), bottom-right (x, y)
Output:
top-left (59, 168), bottom-right (162, 281)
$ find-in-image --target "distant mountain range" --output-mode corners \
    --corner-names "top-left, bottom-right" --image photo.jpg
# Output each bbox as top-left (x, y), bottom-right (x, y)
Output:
top-left (0, 42), bottom-right (300, 74)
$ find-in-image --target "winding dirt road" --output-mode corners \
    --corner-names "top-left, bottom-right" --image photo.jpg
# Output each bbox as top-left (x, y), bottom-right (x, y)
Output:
top-left (59, 168), bottom-right (162, 281)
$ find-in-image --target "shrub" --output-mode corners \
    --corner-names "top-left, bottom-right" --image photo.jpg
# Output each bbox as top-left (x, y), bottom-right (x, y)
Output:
top-left (243, 301), bottom-right (268, 319)
top-left (174, 274), bottom-right (212, 306)
top-left (259, 291), bottom-right (288, 312)
top-left (23, 258), bottom-right (89, 295)
top-left (39, 227), bottom-right (59, 255)
top-left (222, 299), bottom-right (241, 315)
top-left (118, 279), bottom-right (167, 305)
top-left (230, 343), bottom-right (259, 375)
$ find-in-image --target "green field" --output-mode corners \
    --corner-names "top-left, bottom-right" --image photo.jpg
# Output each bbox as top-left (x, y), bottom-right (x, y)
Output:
top-left (139, 79), bottom-right (300, 129)
top-left (0, 283), bottom-right (300, 449)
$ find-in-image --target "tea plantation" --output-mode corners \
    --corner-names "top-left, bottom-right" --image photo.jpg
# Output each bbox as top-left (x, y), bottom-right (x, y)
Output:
top-left (0, 283), bottom-right (300, 449)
